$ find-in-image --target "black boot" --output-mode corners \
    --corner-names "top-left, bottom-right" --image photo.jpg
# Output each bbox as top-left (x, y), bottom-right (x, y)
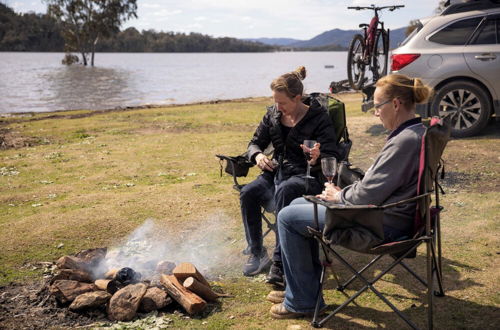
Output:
top-left (266, 261), bottom-right (285, 286)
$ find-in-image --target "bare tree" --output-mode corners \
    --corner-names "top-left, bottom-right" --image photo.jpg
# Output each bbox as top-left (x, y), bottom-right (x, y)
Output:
top-left (45, 0), bottom-right (137, 66)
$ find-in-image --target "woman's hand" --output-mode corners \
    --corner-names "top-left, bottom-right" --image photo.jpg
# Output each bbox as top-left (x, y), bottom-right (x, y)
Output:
top-left (300, 142), bottom-right (321, 165)
top-left (255, 153), bottom-right (276, 172)
top-left (316, 182), bottom-right (341, 202)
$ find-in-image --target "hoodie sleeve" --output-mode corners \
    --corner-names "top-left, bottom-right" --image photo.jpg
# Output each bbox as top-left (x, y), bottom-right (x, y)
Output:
top-left (247, 109), bottom-right (272, 163)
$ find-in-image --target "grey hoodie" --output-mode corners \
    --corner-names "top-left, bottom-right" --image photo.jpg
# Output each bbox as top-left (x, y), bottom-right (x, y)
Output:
top-left (340, 120), bottom-right (425, 233)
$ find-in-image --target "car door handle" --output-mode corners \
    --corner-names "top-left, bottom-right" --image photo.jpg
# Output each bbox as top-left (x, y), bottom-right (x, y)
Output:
top-left (474, 53), bottom-right (496, 61)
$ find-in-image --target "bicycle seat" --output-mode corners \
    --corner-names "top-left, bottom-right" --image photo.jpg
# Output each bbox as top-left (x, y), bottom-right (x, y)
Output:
top-left (359, 23), bottom-right (369, 28)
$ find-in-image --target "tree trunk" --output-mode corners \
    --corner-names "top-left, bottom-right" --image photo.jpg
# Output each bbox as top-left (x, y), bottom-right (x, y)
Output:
top-left (81, 51), bottom-right (88, 66)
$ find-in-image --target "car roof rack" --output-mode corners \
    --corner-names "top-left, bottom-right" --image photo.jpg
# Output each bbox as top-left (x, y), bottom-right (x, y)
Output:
top-left (441, 0), bottom-right (500, 15)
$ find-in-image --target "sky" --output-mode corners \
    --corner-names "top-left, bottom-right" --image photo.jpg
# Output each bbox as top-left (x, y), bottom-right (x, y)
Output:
top-left (4, 0), bottom-right (441, 40)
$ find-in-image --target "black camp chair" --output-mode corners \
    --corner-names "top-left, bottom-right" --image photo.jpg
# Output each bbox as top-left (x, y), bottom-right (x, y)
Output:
top-left (304, 118), bottom-right (450, 329)
top-left (216, 93), bottom-right (352, 242)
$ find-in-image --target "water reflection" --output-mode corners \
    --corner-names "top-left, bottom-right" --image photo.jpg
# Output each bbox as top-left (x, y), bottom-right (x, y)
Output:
top-left (41, 66), bottom-right (141, 111)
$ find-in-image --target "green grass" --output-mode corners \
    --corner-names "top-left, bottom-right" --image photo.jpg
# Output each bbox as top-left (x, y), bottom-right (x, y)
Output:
top-left (0, 94), bottom-right (498, 329)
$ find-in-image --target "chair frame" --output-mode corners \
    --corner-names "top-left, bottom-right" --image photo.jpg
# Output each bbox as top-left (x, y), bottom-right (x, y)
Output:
top-left (304, 119), bottom-right (449, 329)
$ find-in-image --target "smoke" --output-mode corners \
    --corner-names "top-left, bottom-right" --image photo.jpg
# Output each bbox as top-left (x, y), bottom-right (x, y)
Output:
top-left (92, 212), bottom-right (242, 280)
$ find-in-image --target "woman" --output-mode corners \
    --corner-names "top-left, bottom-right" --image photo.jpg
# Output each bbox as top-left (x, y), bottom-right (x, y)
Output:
top-left (267, 74), bottom-right (433, 318)
top-left (240, 66), bottom-right (341, 279)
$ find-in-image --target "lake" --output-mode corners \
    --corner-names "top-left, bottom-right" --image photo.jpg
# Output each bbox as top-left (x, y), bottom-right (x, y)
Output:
top-left (0, 52), bottom-right (349, 114)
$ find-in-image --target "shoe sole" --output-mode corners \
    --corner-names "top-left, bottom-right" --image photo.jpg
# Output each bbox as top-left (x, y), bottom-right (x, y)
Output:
top-left (266, 296), bottom-right (284, 303)
top-left (270, 311), bottom-right (305, 319)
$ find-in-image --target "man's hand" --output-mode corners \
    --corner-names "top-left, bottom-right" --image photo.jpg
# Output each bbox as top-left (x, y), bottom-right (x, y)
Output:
top-left (255, 153), bottom-right (276, 172)
top-left (316, 182), bottom-right (342, 202)
top-left (300, 142), bottom-right (321, 165)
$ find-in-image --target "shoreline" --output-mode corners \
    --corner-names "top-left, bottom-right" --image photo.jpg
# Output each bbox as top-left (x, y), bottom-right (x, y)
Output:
top-left (0, 96), bottom-right (274, 120)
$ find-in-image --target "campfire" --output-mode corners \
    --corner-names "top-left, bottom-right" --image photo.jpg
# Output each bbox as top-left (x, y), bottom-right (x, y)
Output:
top-left (48, 247), bottom-right (227, 322)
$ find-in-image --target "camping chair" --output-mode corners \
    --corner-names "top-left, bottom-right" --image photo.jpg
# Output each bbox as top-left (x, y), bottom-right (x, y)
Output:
top-left (305, 117), bottom-right (450, 329)
top-left (216, 93), bottom-right (353, 241)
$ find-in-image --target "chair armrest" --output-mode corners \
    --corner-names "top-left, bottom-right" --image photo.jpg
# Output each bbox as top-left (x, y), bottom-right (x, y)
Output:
top-left (303, 195), bottom-right (381, 210)
top-left (303, 192), bottom-right (431, 210)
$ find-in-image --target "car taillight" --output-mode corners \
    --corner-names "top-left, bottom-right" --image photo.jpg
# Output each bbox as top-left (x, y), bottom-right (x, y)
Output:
top-left (391, 54), bottom-right (421, 71)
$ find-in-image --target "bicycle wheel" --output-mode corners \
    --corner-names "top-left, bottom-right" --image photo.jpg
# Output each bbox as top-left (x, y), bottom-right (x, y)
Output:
top-left (347, 34), bottom-right (366, 90)
top-left (371, 29), bottom-right (389, 82)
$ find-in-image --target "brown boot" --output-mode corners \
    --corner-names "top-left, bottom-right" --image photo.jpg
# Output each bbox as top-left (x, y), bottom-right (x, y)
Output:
top-left (270, 303), bottom-right (305, 319)
top-left (266, 290), bottom-right (285, 303)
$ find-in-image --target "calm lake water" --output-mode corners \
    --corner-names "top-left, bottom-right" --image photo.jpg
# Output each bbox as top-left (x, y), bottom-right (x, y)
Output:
top-left (0, 52), bottom-right (348, 114)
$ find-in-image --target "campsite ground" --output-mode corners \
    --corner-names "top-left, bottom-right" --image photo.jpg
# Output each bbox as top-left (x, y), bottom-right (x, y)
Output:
top-left (0, 94), bottom-right (498, 329)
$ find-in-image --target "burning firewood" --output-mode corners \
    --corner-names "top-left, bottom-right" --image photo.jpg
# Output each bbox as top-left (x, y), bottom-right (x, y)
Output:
top-left (69, 291), bottom-right (111, 311)
top-left (94, 279), bottom-right (112, 291)
top-left (156, 260), bottom-right (176, 275)
top-left (139, 287), bottom-right (172, 313)
top-left (105, 268), bottom-right (118, 279)
top-left (107, 283), bottom-right (148, 321)
top-left (172, 262), bottom-right (211, 287)
top-left (49, 280), bottom-right (96, 304)
top-left (160, 274), bottom-right (206, 315)
top-left (56, 256), bottom-right (90, 273)
top-left (50, 269), bottom-right (93, 284)
top-left (182, 276), bottom-right (219, 302)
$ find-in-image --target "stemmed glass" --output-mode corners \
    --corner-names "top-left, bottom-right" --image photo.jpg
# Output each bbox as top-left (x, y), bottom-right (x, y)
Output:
top-left (303, 140), bottom-right (316, 179)
top-left (321, 157), bottom-right (337, 185)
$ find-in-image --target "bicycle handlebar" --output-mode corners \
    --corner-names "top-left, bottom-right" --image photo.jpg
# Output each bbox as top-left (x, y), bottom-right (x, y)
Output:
top-left (347, 5), bottom-right (404, 11)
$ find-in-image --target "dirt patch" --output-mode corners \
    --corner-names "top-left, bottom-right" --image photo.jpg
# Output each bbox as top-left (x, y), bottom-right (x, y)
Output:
top-left (0, 128), bottom-right (46, 150)
top-left (0, 280), bottom-right (101, 330)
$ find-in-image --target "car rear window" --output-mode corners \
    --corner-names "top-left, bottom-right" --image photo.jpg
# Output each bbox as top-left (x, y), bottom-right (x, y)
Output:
top-left (400, 21), bottom-right (423, 47)
top-left (470, 17), bottom-right (499, 44)
top-left (429, 17), bottom-right (482, 45)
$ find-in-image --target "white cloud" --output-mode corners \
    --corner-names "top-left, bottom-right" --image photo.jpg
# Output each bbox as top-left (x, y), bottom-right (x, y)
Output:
top-left (11, 0), bottom-right (441, 39)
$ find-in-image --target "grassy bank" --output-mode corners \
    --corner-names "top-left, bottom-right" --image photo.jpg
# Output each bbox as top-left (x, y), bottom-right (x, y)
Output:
top-left (0, 95), bottom-right (499, 329)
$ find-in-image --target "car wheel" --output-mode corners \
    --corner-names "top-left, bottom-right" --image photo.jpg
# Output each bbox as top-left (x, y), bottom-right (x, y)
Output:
top-left (431, 80), bottom-right (492, 138)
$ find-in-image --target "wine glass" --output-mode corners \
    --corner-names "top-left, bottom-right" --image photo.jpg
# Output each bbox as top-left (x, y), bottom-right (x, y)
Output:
top-left (321, 157), bottom-right (337, 185)
top-left (303, 139), bottom-right (316, 179)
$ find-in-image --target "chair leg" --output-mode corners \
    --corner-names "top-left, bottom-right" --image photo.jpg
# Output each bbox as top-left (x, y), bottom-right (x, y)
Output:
top-left (398, 260), bottom-right (427, 287)
top-left (338, 255), bottom-right (384, 291)
top-left (261, 211), bottom-right (276, 239)
top-left (426, 240), bottom-right (434, 330)
top-left (429, 240), bottom-right (445, 297)
top-left (311, 264), bottom-right (328, 328)
top-left (314, 240), bottom-right (420, 329)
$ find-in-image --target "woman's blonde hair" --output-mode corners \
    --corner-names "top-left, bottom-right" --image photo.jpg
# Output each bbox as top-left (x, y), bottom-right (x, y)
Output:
top-left (270, 66), bottom-right (307, 98)
top-left (376, 74), bottom-right (433, 106)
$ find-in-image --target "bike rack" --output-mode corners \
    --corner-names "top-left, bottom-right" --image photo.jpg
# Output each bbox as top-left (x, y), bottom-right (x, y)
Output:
top-left (329, 79), bottom-right (376, 113)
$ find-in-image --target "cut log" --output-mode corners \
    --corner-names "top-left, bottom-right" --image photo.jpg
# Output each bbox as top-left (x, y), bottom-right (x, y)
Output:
top-left (139, 287), bottom-right (172, 313)
top-left (105, 268), bottom-right (118, 279)
top-left (160, 274), bottom-right (206, 315)
top-left (56, 256), bottom-right (89, 272)
top-left (156, 260), bottom-right (176, 275)
top-left (107, 283), bottom-right (148, 321)
top-left (94, 279), bottom-right (112, 291)
top-left (49, 280), bottom-right (96, 304)
top-left (172, 262), bottom-right (210, 287)
top-left (69, 291), bottom-right (111, 311)
top-left (182, 277), bottom-right (219, 302)
top-left (50, 269), bottom-right (93, 284)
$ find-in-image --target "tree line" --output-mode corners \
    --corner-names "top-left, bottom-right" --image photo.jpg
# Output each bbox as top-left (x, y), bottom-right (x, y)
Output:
top-left (0, 3), bottom-right (274, 56)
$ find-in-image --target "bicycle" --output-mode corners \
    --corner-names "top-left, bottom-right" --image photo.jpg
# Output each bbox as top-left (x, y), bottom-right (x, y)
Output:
top-left (346, 4), bottom-right (404, 90)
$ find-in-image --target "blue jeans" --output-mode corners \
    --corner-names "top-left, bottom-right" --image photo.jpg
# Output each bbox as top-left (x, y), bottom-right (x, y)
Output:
top-left (278, 198), bottom-right (327, 313)
top-left (278, 197), bottom-right (410, 313)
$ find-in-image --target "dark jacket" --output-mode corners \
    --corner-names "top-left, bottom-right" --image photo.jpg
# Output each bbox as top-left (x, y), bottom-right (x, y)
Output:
top-left (247, 98), bottom-right (341, 180)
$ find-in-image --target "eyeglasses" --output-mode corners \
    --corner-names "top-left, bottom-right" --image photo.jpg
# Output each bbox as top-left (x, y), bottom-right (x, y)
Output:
top-left (373, 99), bottom-right (392, 110)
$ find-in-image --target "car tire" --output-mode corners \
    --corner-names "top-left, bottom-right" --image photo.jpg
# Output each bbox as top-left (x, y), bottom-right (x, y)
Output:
top-left (431, 80), bottom-right (492, 138)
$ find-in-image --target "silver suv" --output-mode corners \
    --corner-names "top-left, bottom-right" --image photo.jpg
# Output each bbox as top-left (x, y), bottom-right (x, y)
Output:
top-left (390, 0), bottom-right (500, 137)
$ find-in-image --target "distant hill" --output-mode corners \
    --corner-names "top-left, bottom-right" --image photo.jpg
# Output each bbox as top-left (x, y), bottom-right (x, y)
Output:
top-left (244, 37), bottom-right (303, 46)
top-left (246, 27), bottom-right (408, 51)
